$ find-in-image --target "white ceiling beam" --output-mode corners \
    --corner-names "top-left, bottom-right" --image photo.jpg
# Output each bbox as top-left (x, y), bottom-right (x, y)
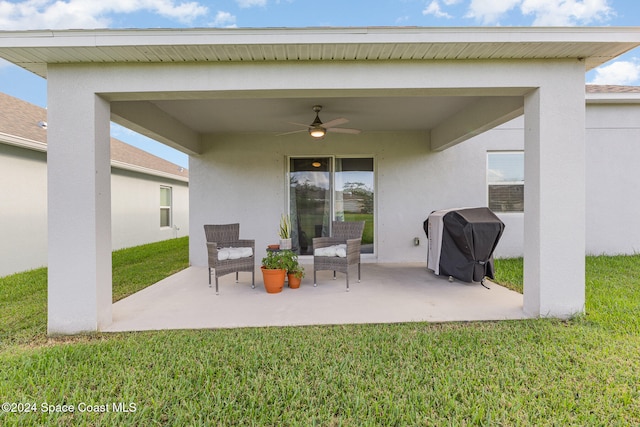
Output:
top-left (430, 96), bottom-right (524, 151)
top-left (110, 101), bottom-right (202, 155)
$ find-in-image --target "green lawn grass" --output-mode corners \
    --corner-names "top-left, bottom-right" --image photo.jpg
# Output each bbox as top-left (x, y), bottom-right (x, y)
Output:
top-left (0, 237), bottom-right (190, 348)
top-left (1, 241), bottom-right (639, 425)
top-left (112, 237), bottom-right (190, 301)
top-left (343, 213), bottom-right (374, 244)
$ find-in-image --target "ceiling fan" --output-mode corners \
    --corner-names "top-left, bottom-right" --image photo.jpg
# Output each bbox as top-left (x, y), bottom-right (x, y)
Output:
top-left (277, 105), bottom-right (361, 139)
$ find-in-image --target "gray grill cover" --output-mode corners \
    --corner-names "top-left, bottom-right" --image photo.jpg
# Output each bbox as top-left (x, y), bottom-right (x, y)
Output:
top-left (425, 207), bottom-right (505, 283)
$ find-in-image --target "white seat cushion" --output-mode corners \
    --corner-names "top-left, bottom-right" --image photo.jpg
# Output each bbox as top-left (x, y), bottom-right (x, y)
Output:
top-left (314, 244), bottom-right (347, 258)
top-left (218, 247), bottom-right (253, 261)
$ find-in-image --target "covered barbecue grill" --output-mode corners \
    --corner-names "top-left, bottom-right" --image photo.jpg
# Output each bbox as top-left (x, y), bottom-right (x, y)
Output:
top-left (424, 207), bottom-right (505, 283)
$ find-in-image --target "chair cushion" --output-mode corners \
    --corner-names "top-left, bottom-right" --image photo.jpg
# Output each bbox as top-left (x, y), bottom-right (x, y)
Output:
top-left (218, 247), bottom-right (253, 260)
top-left (314, 244), bottom-right (347, 258)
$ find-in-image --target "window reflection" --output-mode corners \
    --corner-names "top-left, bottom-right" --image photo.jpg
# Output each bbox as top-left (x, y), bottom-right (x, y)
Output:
top-left (289, 157), bottom-right (374, 255)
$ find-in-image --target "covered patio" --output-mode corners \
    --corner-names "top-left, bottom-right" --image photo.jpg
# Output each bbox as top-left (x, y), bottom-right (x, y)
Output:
top-left (103, 263), bottom-right (528, 332)
top-left (2, 26), bottom-right (639, 335)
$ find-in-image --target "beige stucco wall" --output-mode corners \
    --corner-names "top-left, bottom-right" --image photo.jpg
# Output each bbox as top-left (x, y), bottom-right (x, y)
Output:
top-left (0, 143), bottom-right (189, 277)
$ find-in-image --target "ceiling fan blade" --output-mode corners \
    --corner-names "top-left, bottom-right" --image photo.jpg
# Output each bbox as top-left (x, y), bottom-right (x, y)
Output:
top-left (288, 121), bottom-right (314, 127)
top-left (327, 127), bottom-right (361, 134)
top-left (276, 129), bottom-right (307, 136)
top-left (320, 117), bottom-right (349, 128)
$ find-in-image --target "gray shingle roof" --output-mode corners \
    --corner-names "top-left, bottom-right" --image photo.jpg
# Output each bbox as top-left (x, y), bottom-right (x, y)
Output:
top-left (0, 91), bottom-right (188, 180)
top-left (0, 91), bottom-right (47, 142)
top-left (586, 85), bottom-right (640, 93)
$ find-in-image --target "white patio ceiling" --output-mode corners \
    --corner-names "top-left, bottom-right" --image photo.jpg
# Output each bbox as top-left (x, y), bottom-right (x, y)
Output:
top-left (146, 95), bottom-right (482, 134)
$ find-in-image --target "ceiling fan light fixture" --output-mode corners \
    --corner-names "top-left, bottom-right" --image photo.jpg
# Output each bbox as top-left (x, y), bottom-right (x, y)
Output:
top-left (277, 104), bottom-right (359, 138)
top-left (309, 126), bottom-right (326, 139)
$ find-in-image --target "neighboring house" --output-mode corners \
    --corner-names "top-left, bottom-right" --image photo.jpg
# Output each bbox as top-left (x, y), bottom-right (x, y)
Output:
top-left (0, 92), bottom-right (189, 277)
top-left (1, 26), bottom-right (639, 334)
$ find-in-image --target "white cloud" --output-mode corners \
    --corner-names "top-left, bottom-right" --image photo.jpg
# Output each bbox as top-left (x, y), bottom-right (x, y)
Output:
top-left (465, 0), bottom-right (613, 26)
top-left (465, 0), bottom-right (521, 24)
top-left (0, 0), bottom-right (208, 30)
top-left (423, 0), bottom-right (453, 18)
top-left (212, 11), bottom-right (237, 28)
top-left (235, 0), bottom-right (267, 8)
top-left (589, 60), bottom-right (640, 86)
top-left (521, 0), bottom-right (613, 26)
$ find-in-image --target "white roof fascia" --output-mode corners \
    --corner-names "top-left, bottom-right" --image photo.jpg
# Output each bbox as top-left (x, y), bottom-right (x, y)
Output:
top-left (586, 92), bottom-right (640, 104)
top-left (2, 26), bottom-right (640, 44)
top-left (0, 132), bottom-right (47, 152)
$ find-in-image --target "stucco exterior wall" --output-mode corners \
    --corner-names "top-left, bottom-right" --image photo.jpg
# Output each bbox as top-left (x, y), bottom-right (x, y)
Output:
top-left (7, 102), bottom-right (632, 278)
top-left (190, 101), bottom-right (640, 266)
top-left (585, 103), bottom-right (640, 255)
top-left (463, 102), bottom-right (640, 258)
top-left (189, 129), bottom-right (526, 267)
top-left (111, 168), bottom-right (189, 250)
top-left (0, 144), bottom-right (48, 276)
top-left (461, 118), bottom-right (525, 259)
top-left (0, 144), bottom-right (189, 277)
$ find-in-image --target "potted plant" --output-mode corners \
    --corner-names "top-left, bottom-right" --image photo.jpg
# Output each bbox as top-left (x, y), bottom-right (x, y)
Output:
top-left (283, 251), bottom-right (305, 289)
top-left (279, 214), bottom-right (292, 250)
top-left (261, 250), bottom-right (287, 293)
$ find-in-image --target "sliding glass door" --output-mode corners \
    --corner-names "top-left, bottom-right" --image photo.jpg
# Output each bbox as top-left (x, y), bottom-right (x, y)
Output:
top-left (335, 158), bottom-right (374, 254)
top-left (289, 157), bottom-right (374, 255)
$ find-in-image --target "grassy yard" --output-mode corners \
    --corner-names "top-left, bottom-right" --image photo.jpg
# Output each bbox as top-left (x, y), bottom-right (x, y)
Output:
top-left (1, 239), bottom-right (639, 426)
top-left (343, 213), bottom-right (374, 244)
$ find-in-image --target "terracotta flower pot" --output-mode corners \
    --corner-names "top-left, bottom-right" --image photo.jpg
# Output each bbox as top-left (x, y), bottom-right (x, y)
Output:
top-left (287, 273), bottom-right (302, 289)
top-left (261, 267), bottom-right (285, 293)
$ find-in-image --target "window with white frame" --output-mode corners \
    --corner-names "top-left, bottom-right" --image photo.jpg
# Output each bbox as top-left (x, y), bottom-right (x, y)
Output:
top-left (487, 152), bottom-right (524, 213)
top-left (160, 186), bottom-right (172, 227)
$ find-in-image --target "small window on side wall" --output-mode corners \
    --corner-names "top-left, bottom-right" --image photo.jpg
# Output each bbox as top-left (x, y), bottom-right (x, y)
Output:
top-left (160, 186), bottom-right (172, 227)
top-left (487, 152), bottom-right (524, 213)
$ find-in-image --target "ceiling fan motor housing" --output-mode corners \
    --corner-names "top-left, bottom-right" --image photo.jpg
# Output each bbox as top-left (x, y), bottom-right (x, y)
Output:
top-left (309, 105), bottom-right (326, 138)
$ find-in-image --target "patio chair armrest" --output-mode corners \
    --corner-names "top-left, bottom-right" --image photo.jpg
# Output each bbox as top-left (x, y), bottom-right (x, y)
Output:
top-left (206, 242), bottom-right (219, 264)
top-left (345, 238), bottom-right (362, 261)
top-left (346, 238), bottom-right (361, 246)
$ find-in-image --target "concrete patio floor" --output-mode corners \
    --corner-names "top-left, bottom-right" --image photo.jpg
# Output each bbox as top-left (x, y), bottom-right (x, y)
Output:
top-left (102, 263), bottom-right (530, 332)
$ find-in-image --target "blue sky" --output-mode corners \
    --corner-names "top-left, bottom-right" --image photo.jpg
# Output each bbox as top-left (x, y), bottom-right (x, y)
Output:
top-left (1, 0), bottom-right (639, 168)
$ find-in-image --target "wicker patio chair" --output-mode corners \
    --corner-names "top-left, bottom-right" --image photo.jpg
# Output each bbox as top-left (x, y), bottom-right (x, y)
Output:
top-left (313, 221), bottom-right (365, 291)
top-left (204, 223), bottom-right (255, 295)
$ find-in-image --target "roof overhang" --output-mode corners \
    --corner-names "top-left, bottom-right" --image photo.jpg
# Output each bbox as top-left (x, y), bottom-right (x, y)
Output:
top-left (2, 27), bottom-right (639, 154)
top-left (1, 26), bottom-right (640, 78)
